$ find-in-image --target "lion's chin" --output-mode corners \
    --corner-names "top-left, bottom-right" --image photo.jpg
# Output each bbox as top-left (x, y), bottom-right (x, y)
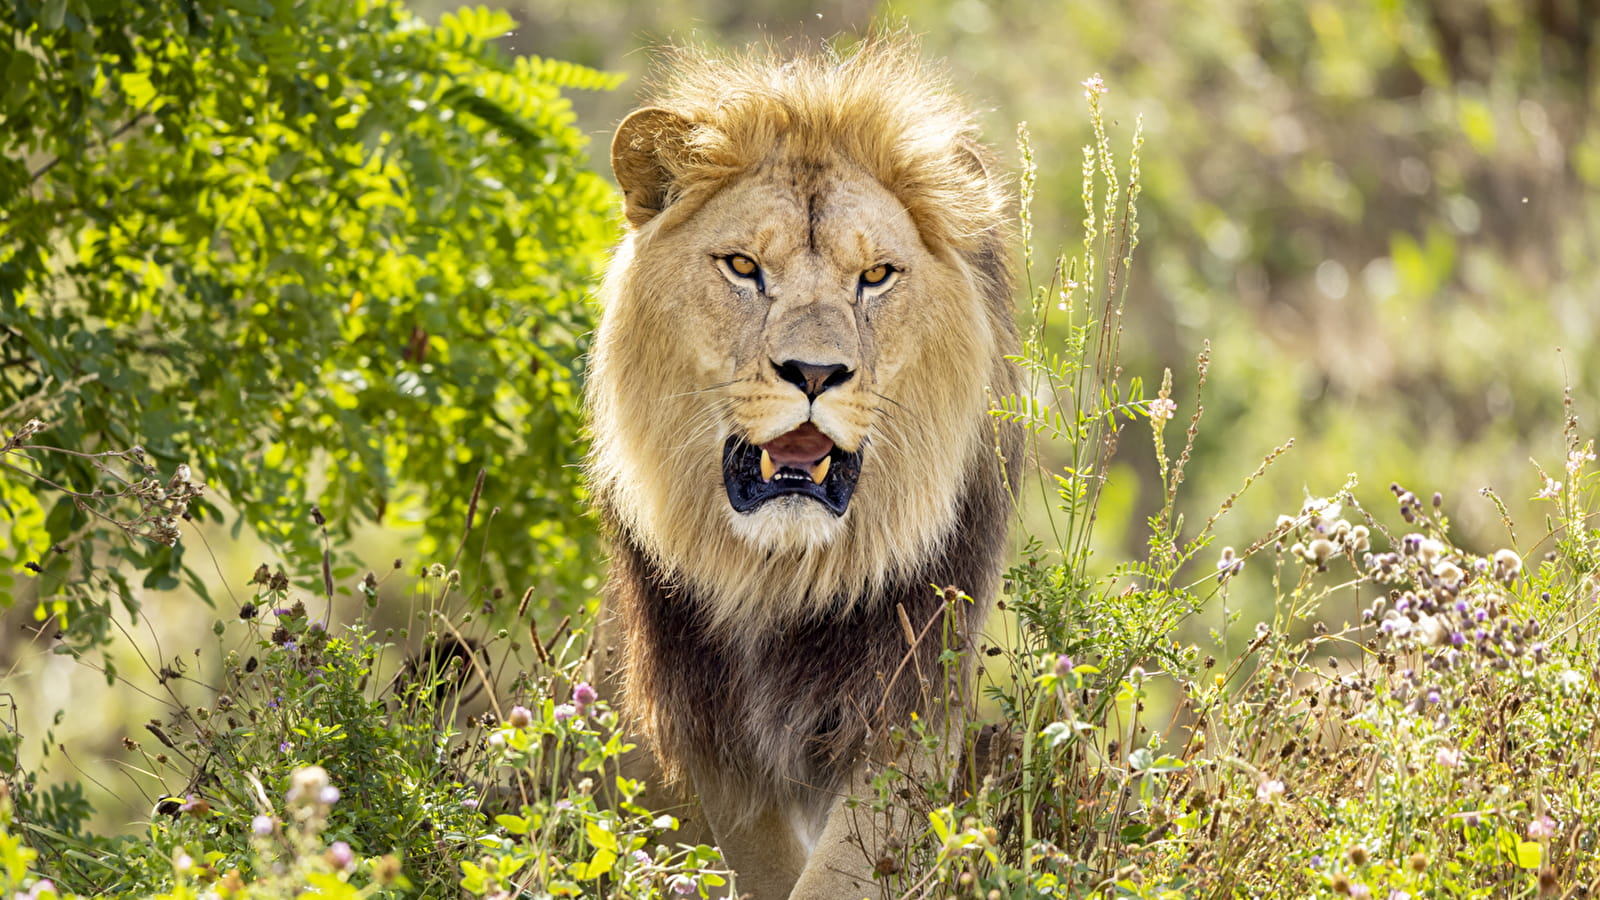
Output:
top-left (725, 494), bottom-right (851, 554)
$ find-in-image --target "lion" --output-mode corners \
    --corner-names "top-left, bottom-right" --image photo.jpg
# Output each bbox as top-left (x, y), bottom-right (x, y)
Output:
top-left (585, 36), bottom-right (1022, 900)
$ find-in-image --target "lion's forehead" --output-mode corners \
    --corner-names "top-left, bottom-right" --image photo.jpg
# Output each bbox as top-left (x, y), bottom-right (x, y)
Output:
top-left (707, 157), bottom-right (924, 275)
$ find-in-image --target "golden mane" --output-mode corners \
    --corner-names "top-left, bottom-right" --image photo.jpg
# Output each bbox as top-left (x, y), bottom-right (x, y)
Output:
top-left (634, 35), bottom-right (1008, 256)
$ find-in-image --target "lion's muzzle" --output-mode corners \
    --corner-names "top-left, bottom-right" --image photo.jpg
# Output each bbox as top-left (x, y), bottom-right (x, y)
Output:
top-left (722, 423), bottom-right (863, 515)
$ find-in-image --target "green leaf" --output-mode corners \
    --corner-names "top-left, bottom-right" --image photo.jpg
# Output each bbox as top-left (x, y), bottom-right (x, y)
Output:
top-left (494, 814), bottom-right (528, 835)
top-left (39, 0), bottom-right (67, 30)
top-left (570, 847), bottom-right (616, 880)
top-left (585, 819), bottom-right (617, 852)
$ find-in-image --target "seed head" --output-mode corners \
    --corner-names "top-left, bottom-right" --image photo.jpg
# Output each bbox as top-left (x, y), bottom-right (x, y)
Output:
top-left (1493, 548), bottom-right (1523, 583)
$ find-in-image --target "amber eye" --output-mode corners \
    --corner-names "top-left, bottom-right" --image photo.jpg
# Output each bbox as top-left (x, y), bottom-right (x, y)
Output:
top-left (727, 254), bottom-right (759, 278)
top-left (860, 264), bottom-right (893, 288)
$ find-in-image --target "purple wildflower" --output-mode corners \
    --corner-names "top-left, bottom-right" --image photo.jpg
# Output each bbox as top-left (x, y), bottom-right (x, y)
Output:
top-left (572, 682), bottom-right (598, 710)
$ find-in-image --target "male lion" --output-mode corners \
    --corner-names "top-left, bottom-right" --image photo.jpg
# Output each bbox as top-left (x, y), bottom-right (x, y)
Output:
top-left (586, 37), bottom-right (1022, 899)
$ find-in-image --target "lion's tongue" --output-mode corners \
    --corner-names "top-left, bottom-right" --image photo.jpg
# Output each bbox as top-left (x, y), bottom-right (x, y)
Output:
top-left (760, 423), bottom-right (834, 482)
top-left (762, 423), bottom-right (834, 467)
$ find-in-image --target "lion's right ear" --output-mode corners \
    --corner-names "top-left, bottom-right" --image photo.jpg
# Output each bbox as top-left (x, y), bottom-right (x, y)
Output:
top-left (611, 107), bottom-right (694, 228)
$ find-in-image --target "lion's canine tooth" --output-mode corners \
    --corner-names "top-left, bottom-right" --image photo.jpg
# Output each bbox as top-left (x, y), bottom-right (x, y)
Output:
top-left (760, 448), bottom-right (775, 482)
top-left (810, 455), bottom-right (831, 485)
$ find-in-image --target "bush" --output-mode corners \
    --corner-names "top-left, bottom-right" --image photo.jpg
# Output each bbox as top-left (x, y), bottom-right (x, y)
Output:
top-left (0, 0), bottom-right (621, 659)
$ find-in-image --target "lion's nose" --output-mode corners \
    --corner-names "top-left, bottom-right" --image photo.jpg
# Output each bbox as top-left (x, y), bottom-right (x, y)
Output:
top-left (773, 359), bottom-right (854, 400)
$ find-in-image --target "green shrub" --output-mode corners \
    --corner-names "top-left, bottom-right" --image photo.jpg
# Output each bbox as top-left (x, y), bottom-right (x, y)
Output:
top-left (0, 0), bottom-right (622, 659)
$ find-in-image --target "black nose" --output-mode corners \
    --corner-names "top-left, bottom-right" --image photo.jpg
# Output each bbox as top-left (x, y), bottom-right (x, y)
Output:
top-left (773, 359), bottom-right (854, 400)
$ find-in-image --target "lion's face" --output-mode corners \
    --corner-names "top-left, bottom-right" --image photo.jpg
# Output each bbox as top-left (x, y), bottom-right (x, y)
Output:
top-left (589, 105), bottom-right (1013, 634)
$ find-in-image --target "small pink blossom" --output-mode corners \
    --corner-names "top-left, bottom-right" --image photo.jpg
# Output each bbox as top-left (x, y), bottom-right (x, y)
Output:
top-left (1435, 746), bottom-right (1461, 768)
top-left (1534, 475), bottom-right (1562, 500)
top-left (1568, 443), bottom-right (1596, 476)
top-left (1149, 398), bottom-right (1177, 424)
top-left (1256, 779), bottom-right (1285, 802)
top-left (1528, 814), bottom-right (1557, 839)
top-left (1081, 74), bottom-right (1107, 98)
top-left (572, 682), bottom-right (598, 709)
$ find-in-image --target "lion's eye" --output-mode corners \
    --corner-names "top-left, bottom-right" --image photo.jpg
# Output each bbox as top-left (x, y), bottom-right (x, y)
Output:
top-left (726, 254), bottom-right (760, 279)
top-left (860, 264), bottom-right (894, 288)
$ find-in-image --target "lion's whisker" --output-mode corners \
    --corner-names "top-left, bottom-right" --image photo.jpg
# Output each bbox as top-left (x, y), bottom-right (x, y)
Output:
top-left (664, 379), bottom-right (746, 401)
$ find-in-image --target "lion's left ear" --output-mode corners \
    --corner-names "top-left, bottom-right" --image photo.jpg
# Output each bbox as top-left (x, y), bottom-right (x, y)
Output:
top-left (612, 107), bottom-right (694, 228)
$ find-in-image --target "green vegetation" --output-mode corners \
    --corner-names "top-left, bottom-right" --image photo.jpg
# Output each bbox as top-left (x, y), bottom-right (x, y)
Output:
top-left (2, 0), bottom-right (619, 661)
top-left (3, 0), bottom-right (1598, 898)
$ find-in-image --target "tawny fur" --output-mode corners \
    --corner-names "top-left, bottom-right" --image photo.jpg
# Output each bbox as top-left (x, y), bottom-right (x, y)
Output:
top-left (585, 35), bottom-right (1021, 898)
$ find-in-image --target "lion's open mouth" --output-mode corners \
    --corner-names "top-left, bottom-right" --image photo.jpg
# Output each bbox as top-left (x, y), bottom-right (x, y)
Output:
top-left (722, 423), bottom-right (862, 515)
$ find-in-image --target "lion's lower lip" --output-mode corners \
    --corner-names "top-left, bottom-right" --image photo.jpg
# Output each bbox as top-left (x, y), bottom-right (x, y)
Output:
top-left (722, 433), bottom-right (862, 515)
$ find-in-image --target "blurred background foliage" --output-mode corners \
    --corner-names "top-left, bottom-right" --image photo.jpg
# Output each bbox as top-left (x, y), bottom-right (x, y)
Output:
top-left (2, 0), bottom-right (1597, 839)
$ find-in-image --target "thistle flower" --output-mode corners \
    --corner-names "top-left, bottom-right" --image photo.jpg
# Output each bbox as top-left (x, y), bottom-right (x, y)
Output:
top-left (1433, 561), bottom-right (1464, 588)
top-left (1348, 525), bottom-right (1371, 552)
top-left (572, 682), bottom-right (599, 710)
top-left (1493, 548), bottom-right (1523, 583)
top-left (1216, 546), bottom-right (1244, 582)
top-left (1418, 539), bottom-right (1445, 566)
top-left (287, 766), bottom-right (331, 805)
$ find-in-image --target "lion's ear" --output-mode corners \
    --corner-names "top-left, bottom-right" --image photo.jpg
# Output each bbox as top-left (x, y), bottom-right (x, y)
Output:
top-left (954, 138), bottom-right (994, 183)
top-left (612, 107), bottom-right (693, 228)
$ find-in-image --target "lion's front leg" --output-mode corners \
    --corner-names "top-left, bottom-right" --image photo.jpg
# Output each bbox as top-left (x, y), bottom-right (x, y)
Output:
top-left (692, 775), bottom-right (812, 900)
top-left (788, 727), bottom-right (962, 900)
top-left (785, 760), bottom-right (902, 900)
